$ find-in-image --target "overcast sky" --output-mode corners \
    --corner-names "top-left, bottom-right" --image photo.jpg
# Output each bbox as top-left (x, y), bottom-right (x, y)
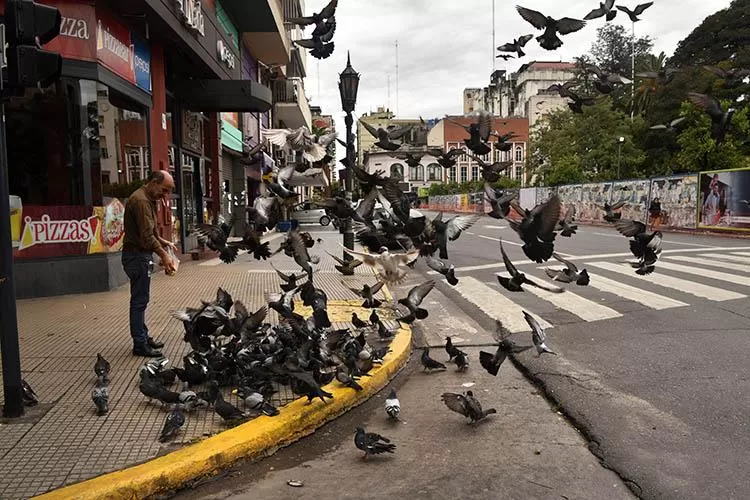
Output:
top-left (300, 0), bottom-right (731, 153)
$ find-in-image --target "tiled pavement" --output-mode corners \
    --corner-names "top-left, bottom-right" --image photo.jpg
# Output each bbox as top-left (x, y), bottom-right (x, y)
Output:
top-left (0, 228), bottom-right (396, 499)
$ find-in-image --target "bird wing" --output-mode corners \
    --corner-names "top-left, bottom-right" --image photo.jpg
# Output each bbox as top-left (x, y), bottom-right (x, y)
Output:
top-left (518, 34), bottom-right (534, 46)
top-left (669, 117), bottom-right (686, 128)
top-left (563, 205), bottom-right (575, 224)
top-left (497, 42), bottom-right (518, 52)
top-left (552, 252), bottom-right (578, 273)
top-left (386, 124), bottom-right (413, 140)
top-left (303, 143), bottom-right (327, 163)
top-left (356, 188), bottom-right (380, 220)
top-left (525, 277), bottom-right (565, 293)
top-left (492, 320), bottom-right (512, 343)
top-left (556, 17), bottom-right (586, 35)
top-left (499, 239), bottom-right (519, 277)
top-left (445, 214), bottom-right (481, 240)
top-left (468, 153), bottom-right (488, 167)
top-left (194, 223), bottom-right (224, 242)
top-left (702, 65), bottom-right (728, 78)
top-left (649, 124), bottom-right (668, 130)
top-left (270, 262), bottom-right (291, 282)
top-left (605, 0), bottom-right (615, 9)
top-left (286, 15), bottom-right (317, 26)
top-left (516, 6), bottom-right (548, 30)
top-left (648, 232), bottom-right (663, 253)
top-left (535, 194), bottom-right (562, 235)
top-left (634, 1), bottom-right (654, 15)
top-left (262, 128), bottom-right (291, 148)
top-left (289, 229), bottom-right (311, 263)
top-left (441, 392), bottom-right (469, 417)
top-left (687, 92), bottom-right (724, 120)
top-left (546, 268), bottom-right (573, 282)
top-left (523, 311), bottom-right (546, 342)
top-left (319, 0), bottom-right (338, 18)
top-left (293, 38), bottom-right (318, 49)
top-left (359, 119), bottom-right (381, 139)
top-left (342, 246), bottom-right (380, 267)
top-left (614, 219), bottom-right (647, 237)
top-left (616, 5), bottom-right (635, 15)
top-left (392, 249), bottom-right (422, 266)
top-left (583, 63), bottom-right (604, 79)
top-left (484, 182), bottom-right (499, 202)
top-left (326, 251), bottom-right (346, 265)
top-left (407, 280), bottom-right (436, 307)
top-left (610, 200), bottom-right (626, 210)
top-left (316, 131), bottom-right (339, 148)
top-left (425, 257), bottom-right (447, 274)
top-left (370, 281), bottom-right (385, 295)
top-left (584, 7), bottom-right (605, 20)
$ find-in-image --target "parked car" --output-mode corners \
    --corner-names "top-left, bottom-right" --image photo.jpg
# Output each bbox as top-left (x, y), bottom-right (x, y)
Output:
top-left (291, 201), bottom-right (331, 226)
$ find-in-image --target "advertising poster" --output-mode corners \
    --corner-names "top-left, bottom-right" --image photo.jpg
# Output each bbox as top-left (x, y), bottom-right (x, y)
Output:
top-left (611, 180), bottom-right (649, 223)
top-left (698, 169), bottom-right (750, 230)
top-left (12, 199), bottom-right (125, 260)
top-left (556, 184), bottom-right (582, 221)
top-left (535, 186), bottom-right (554, 206)
top-left (649, 175), bottom-right (698, 229)
top-left (579, 182), bottom-right (613, 222)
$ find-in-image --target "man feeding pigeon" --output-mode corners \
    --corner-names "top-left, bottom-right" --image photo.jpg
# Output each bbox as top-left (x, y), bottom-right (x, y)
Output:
top-left (122, 170), bottom-right (176, 357)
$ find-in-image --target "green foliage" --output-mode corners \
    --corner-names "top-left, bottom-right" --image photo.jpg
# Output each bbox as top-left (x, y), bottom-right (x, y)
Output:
top-left (675, 100), bottom-right (750, 171)
top-left (427, 178), bottom-right (519, 196)
top-left (528, 98), bottom-right (647, 186)
top-left (102, 179), bottom-right (146, 199)
top-left (589, 23), bottom-right (653, 76)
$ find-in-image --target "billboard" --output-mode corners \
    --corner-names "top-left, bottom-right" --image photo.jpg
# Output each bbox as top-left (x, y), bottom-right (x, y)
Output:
top-left (649, 175), bottom-right (698, 229)
top-left (698, 169), bottom-right (750, 230)
top-left (611, 179), bottom-right (649, 223)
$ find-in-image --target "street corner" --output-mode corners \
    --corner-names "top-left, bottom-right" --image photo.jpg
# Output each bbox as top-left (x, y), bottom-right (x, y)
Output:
top-left (32, 309), bottom-right (412, 500)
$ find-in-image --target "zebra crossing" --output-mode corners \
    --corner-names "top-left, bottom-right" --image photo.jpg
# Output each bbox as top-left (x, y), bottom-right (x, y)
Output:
top-left (441, 250), bottom-right (750, 333)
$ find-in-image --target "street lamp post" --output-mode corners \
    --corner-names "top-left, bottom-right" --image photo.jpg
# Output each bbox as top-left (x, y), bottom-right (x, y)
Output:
top-left (338, 52), bottom-right (360, 260)
top-left (616, 136), bottom-right (625, 179)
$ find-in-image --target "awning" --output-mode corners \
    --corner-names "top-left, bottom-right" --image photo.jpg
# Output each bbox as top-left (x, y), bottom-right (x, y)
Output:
top-left (172, 80), bottom-right (272, 113)
top-left (285, 168), bottom-right (330, 187)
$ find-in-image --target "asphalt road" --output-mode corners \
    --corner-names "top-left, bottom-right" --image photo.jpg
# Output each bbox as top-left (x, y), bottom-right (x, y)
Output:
top-left (414, 214), bottom-right (750, 500)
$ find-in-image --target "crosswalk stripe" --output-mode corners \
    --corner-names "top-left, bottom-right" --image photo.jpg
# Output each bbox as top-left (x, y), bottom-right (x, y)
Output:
top-left (655, 260), bottom-right (750, 287)
top-left (512, 278), bottom-right (623, 321)
top-left (731, 252), bottom-right (750, 257)
top-left (663, 255), bottom-right (750, 274)
top-left (583, 273), bottom-right (688, 310)
top-left (588, 261), bottom-right (745, 301)
top-left (454, 276), bottom-right (551, 333)
top-left (699, 253), bottom-right (750, 264)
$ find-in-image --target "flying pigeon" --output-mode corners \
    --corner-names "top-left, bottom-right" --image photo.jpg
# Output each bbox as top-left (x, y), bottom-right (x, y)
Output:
top-left (342, 246), bottom-right (420, 286)
top-left (468, 153), bottom-right (513, 183)
top-left (584, 0), bottom-right (618, 21)
top-left (485, 183), bottom-right (516, 220)
top-left (598, 200), bottom-right (626, 222)
top-left (420, 347), bottom-right (447, 372)
top-left (523, 311), bottom-right (557, 356)
top-left (426, 257), bottom-right (459, 286)
top-left (446, 111), bottom-right (493, 155)
top-left (385, 389), bottom-right (401, 420)
top-left (545, 253), bottom-right (590, 285)
top-left (359, 120), bottom-right (413, 151)
top-left (159, 406), bottom-right (186, 443)
top-left (547, 81), bottom-right (596, 113)
top-left (354, 426), bottom-right (396, 459)
top-left (347, 281), bottom-right (385, 309)
top-left (555, 206), bottom-right (578, 237)
top-left (262, 126), bottom-right (337, 163)
top-left (397, 280), bottom-right (436, 324)
top-left (497, 239), bottom-right (564, 293)
top-left (613, 219), bottom-right (663, 275)
top-left (650, 117), bottom-right (686, 133)
top-left (516, 5), bottom-right (586, 50)
top-left (687, 92), bottom-right (735, 145)
top-left (582, 63), bottom-right (632, 94)
top-left (703, 65), bottom-right (750, 89)
top-left (286, 0), bottom-right (338, 29)
top-left (328, 251), bottom-right (363, 275)
top-left (479, 320), bottom-right (532, 376)
top-left (441, 391), bottom-right (496, 423)
top-left (616, 1), bottom-right (653, 22)
top-left (497, 34), bottom-right (535, 57)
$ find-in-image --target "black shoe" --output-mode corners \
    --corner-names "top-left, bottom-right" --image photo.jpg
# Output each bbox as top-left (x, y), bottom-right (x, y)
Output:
top-left (147, 337), bottom-right (165, 349)
top-left (133, 346), bottom-right (163, 357)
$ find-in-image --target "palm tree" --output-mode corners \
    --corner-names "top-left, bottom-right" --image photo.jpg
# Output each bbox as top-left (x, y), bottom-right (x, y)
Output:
top-left (634, 51), bottom-right (667, 115)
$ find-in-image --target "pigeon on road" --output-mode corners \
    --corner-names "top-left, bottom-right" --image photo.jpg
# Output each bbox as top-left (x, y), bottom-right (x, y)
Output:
top-left (421, 347), bottom-right (447, 372)
top-left (354, 426), bottom-right (396, 459)
top-left (441, 391), bottom-right (496, 423)
top-left (385, 389), bottom-right (401, 420)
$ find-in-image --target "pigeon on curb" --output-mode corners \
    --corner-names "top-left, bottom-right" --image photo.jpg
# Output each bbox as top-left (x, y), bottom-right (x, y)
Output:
top-left (545, 253), bottom-right (590, 285)
top-left (385, 389), bottom-right (401, 421)
top-left (336, 367), bottom-right (364, 391)
top-left (497, 239), bottom-right (564, 293)
top-left (159, 406), bottom-right (186, 443)
top-left (441, 391), bottom-right (497, 424)
top-left (355, 426), bottom-right (396, 459)
top-left (426, 257), bottom-right (459, 286)
top-left (479, 320), bottom-right (533, 376)
top-left (94, 353), bottom-right (110, 385)
top-left (421, 347), bottom-right (447, 372)
top-left (214, 392), bottom-right (250, 425)
top-left (523, 311), bottom-right (557, 357)
top-left (241, 391), bottom-right (280, 417)
top-left (92, 383), bottom-right (109, 416)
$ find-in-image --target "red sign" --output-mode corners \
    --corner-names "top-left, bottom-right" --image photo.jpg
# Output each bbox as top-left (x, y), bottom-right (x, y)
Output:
top-left (40, 0), bottom-right (97, 62)
top-left (96, 9), bottom-right (134, 83)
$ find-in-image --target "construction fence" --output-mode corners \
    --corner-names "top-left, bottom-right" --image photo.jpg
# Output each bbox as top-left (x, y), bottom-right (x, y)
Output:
top-left (425, 168), bottom-right (750, 232)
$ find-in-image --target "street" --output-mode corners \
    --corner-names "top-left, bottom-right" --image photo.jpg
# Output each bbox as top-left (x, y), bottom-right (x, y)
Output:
top-left (174, 219), bottom-right (750, 500)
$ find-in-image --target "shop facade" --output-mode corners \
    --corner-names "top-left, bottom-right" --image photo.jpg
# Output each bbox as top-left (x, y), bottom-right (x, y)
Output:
top-left (2, 0), bottom-right (272, 298)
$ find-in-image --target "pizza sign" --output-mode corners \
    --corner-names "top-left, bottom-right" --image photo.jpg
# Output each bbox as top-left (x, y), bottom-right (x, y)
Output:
top-left (19, 214), bottom-right (99, 250)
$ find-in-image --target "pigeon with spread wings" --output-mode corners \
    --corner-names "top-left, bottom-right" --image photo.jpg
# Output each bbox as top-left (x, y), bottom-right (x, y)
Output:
top-left (396, 280), bottom-right (436, 324)
top-left (616, 1), bottom-right (653, 22)
top-left (650, 117), bottom-right (686, 133)
top-left (516, 5), bottom-right (586, 51)
top-left (497, 239), bottom-right (564, 293)
top-left (359, 120), bottom-right (413, 151)
top-left (342, 246), bottom-right (420, 286)
top-left (485, 183), bottom-right (516, 220)
top-left (497, 34), bottom-right (534, 58)
top-left (446, 110), bottom-right (493, 155)
top-left (555, 206), bottom-right (578, 237)
top-left (598, 200), bottom-right (626, 223)
top-left (507, 194), bottom-right (561, 263)
top-left (687, 92), bottom-right (735, 146)
top-left (545, 253), bottom-right (589, 285)
top-left (582, 62), bottom-right (632, 94)
top-left (430, 212), bottom-right (481, 260)
top-left (524, 311), bottom-right (557, 356)
top-left (584, 0), bottom-right (618, 21)
top-left (703, 65), bottom-right (750, 89)
top-left (479, 320), bottom-right (533, 376)
top-left (262, 126), bottom-right (337, 163)
top-left (614, 219), bottom-right (662, 275)
top-left (468, 153), bottom-right (513, 182)
top-left (441, 391), bottom-right (496, 423)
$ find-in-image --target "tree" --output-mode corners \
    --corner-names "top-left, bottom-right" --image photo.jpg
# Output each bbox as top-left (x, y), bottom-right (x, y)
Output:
top-left (670, 0), bottom-right (750, 69)
top-left (675, 99), bottom-right (750, 172)
top-left (527, 98), bottom-right (647, 186)
top-left (589, 24), bottom-right (653, 76)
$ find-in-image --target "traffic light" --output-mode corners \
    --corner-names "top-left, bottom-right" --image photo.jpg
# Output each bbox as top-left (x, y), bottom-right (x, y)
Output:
top-left (4, 0), bottom-right (62, 88)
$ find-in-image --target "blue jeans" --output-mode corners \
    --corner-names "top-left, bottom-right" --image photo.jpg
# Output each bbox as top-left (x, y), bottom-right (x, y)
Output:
top-left (122, 252), bottom-right (152, 349)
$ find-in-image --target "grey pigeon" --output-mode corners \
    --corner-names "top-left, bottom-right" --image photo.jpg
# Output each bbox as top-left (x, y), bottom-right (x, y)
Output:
top-left (441, 391), bottom-right (496, 423)
top-left (687, 92), bottom-right (735, 145)
top-left (479, 320), bottom-right (533, 376)
top-left (497, 34), bottom-right (534, 57)
top-left (545, 253), bottom-right (590, 285)
top-left (584, 0), bottom-right (617, 21)
top-left (649, 117), bottom-right (686, 133)
top-left (94, 353), bottom-right (110, 384)
top-left (420, 347), bottom-right (447, 372)
top-left (385, 389), bottom-right (401, 420)
top-left (614, 219), bottom-right (662, 275)
top-left (22, 379), bottom-right (39, 406)
top-left (214, 392), bottom-right (250, 424)
top-left (616, 1), bottom-right (653, 22)
top-left (347, 281), bottom-right (384, 308)
top-left (328, 251), bottom-right (362, 275)
top-left (359, 120), bottom-right (413, 151)
top-left (497, 239), bottom-right (564, 293)
top-left (354, 426), bottom-right (396, 459)
top-left (242, 391), bottom-right (279, 417)
top-left (397, 280), bottom-right (436, 323)
top-left (336, 367), bottom-right (363, 391)
top-left (351, 312), bottom-right (369, 329)
top-left (92, 383), bottom-right (109, 416)
top-left (516, 5), bottom-right (586, 50)
top-left (159, 406), bottom-right (186, 443)
top-left (554, 206), bottom-right (578, 237)
top-left (426, 257), bottom-right (458, 286)
top-left (523, 311), bottom-right (557, 356)
top-left (452, 350), bottom-right (469, 372)
top-left (484, 183), bottom-right (516, 220)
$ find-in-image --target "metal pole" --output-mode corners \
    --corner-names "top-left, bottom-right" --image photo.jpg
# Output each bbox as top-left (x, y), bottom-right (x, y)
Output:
top-left (0, 72), bottom-right (25, 418)
top-left (342, 112), bottom-right (355, 261)
top-left (630, 20), bottom-right (635, 121)
top-left (617, 142), bottom-right (622, 179)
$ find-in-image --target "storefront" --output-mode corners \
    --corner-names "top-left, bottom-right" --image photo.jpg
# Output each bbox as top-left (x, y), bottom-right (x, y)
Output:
top-left (2, 0), bottom-right (272, 298)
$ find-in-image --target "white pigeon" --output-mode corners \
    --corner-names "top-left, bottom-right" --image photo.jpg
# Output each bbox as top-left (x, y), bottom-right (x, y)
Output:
top-left (341, 246), bottom-right (420, 286)
top-left (262, 126), bottom-right (337, 163)
top-left (385, 388), bottom-right (401, 420)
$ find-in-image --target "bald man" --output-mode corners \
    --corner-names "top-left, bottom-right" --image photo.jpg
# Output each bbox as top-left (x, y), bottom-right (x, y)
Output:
top-left (122, 170), bottom-right (177, 357)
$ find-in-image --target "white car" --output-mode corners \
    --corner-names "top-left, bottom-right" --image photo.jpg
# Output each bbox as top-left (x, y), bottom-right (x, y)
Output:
top-left (291, 202), bottom-right (331, 226)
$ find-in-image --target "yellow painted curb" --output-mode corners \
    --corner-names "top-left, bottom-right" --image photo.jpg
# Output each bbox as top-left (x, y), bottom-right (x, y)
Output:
top-left (34, 300), bottom-right (411, 500)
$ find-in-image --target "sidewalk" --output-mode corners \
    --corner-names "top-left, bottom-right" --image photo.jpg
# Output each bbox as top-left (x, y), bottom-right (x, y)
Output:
top-left (0, 227), bottom-right (409, 499)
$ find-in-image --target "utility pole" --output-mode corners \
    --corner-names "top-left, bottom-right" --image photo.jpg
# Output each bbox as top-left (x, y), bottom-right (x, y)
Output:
top-left (395, 40), bottom-right (399, 117)
top-left (492, 0), bottom-right (496, 73)
top-left (630, 20), bottom-right (635, 121)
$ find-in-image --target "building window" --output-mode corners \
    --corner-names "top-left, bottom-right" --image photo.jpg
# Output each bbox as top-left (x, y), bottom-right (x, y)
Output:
top-left (125, 146), bottom-right (150, 181)
top-left (168, 147), bottom-right (176, 172)
top-left (504, 150), bottom-right (511, 161)
top-left (409, 164), bottom-right (424, 181)
top-left (449, 167), bottom-right (457, 182)
top-left (460, 166), bottom-right (468, 182)
top-left (515, 165), bottom-right (524, 182)
top-left (515, 146), bottom-right (524, 162)
top-left (390, 163), bottom-right (404, 180)
top-left (427, 163), bottom-right (441, 181)
top-left (471, 166), bottom-right (479, 181)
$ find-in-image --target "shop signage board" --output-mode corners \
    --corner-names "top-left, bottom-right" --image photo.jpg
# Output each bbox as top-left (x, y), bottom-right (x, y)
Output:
top-left (96, 9), bottom-right (134, 83)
